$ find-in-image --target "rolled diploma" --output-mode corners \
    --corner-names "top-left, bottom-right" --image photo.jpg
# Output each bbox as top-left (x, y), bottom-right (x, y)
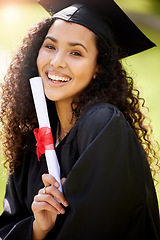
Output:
top-left (29, 76), bottom-right (62, 192)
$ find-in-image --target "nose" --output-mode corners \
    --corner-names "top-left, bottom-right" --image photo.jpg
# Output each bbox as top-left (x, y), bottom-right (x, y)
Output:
top-left (50, 51), bottom-right (67, 69)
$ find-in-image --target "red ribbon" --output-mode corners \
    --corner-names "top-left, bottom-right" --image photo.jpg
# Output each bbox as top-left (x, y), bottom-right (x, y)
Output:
top-left (33, 127), bottom-right (54, 161)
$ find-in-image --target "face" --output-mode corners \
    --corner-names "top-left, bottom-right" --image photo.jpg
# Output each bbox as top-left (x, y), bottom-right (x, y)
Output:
top-left (37, 19), bottom-right (98, 104)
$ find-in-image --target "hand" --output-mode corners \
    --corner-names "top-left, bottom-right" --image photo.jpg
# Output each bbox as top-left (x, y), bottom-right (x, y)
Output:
top-left (32, 174), bottom-right (68, 240)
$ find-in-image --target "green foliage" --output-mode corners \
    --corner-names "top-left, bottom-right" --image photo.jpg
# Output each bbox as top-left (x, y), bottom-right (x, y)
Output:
top-left (0, 156), bottom-right (7, 214)
top-left (0, 1), bottom-right (160, 215)
top-left (117, 0), bottom-right (160, 15)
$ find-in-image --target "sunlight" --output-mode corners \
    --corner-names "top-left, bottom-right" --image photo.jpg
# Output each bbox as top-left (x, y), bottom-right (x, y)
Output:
top-left (2, 4), bottom-right (21, 24)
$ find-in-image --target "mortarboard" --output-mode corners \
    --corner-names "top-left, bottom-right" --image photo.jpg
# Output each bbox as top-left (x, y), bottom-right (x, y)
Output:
top-left (38, 0), bottom-right (156, 58)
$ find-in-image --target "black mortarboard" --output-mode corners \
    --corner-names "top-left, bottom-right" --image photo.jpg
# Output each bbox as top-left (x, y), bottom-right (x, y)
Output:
top-left (38, 0), bottom-right (156, 58)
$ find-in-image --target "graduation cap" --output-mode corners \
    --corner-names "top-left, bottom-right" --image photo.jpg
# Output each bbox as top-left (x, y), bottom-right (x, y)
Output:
top-left (38, 0), bottom-right (156, 58)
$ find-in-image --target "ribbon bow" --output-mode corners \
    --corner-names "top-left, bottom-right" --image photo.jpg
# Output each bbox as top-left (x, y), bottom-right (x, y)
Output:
top-left (33, 127), bottom-right (54, 161)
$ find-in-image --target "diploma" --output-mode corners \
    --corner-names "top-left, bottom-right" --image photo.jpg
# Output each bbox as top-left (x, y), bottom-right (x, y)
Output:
top-left (29, 76), bottom-right (62, 192)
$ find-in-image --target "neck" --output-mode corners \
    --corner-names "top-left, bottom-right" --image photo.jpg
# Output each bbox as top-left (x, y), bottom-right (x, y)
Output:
top-left (55, 100), bottom-right (75, 141)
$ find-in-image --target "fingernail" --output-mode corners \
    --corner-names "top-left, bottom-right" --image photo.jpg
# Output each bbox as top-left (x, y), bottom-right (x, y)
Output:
top-left (63, 201), bottom-right (69, 207)
top-left (60, 208), bottom-right (65, 214)
top-left (54, 182), bottom-right (59, 188)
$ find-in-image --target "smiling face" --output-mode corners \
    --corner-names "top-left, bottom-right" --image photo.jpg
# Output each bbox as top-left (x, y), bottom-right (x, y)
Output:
top-left (37, 19), bottom-right (98, 104)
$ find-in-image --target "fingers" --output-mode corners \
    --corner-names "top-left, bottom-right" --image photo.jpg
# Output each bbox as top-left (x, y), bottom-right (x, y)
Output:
top-left (36, 174), bottom-right (69, 215)
top-left (39, 185), bottom-right (68, 208)
top-left (42, 174), bottom-right (68, 206)
top-left (61, 177), bottom-right (67, 186)
top-left (32, 196), bottom-right (61, 215)
top-left (33, 191), bottom-right (65, 214)
top-left (42, 174), bottom-right (60, 188)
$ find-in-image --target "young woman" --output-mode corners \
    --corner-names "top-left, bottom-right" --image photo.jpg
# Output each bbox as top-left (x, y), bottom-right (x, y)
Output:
top-left (0, 1), bottom-right (160, 239)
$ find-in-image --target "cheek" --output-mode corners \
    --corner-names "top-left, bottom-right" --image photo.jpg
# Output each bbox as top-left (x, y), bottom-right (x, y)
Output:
top-left (36, 50), bottom-right (48, 72)
top-left (73, 59), bottom-right (97, 80)
top-left (36, 53), bottom-right (42, 72)
top-left (81, 60), bottom-right (97, 81)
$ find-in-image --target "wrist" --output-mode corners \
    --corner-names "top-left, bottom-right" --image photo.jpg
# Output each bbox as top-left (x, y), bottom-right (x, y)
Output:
top-left (32, 220), bottom-right (49, 240)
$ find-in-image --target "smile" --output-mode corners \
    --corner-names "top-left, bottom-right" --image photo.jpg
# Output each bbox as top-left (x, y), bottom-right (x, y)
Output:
top-left (48, 73), bottom-right (71, 82)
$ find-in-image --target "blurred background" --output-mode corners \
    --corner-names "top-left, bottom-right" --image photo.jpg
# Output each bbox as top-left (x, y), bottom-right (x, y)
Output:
top-left (0, 0), bottom-right (160, 213)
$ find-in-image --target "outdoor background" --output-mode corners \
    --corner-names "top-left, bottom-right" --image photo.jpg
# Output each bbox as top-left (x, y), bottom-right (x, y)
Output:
top-left (0, 0), bottom-right (160, 214)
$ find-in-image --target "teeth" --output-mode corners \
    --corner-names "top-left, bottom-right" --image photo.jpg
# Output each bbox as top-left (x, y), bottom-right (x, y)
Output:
top-left (48, 74), bottom-right (70, 82)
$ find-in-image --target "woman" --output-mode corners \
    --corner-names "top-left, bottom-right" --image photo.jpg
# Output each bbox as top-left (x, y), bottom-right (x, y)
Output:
top-left (0, 0), bottom-right (160, 239)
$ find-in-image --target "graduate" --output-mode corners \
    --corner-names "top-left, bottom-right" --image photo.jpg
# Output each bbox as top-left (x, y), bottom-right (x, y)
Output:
top-left (0, 0), bottom-right (160, 239)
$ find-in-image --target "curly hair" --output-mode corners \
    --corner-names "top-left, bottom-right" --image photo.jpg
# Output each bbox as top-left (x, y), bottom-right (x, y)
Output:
top-left (0, 17), bottom-right (159, 177)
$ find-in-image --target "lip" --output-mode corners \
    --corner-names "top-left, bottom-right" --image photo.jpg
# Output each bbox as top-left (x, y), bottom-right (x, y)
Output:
top-left (45, 71), bottom-right (72, 87)
top-left (47, 70), bottom-right (71, 79)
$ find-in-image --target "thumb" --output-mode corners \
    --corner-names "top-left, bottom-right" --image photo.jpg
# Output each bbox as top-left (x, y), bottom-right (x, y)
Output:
top-left (61, 177), bottom-right (67, 186)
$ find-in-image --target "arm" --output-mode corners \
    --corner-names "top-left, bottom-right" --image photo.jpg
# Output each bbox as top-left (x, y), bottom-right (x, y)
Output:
top-left (56, 104), bottom-right (160, 239)
top-left (0, 136), bottom-right (68, 240)
top-left (0, 143), bottom-right (43, 240)
top-left (0, 173), bottom-right (34, 240)
top-left (31, 175), bottom-right (68, 240)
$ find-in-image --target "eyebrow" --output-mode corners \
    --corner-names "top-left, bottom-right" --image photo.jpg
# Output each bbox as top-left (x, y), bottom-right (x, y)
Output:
top-left (44, 36), bottom-right (88, 52)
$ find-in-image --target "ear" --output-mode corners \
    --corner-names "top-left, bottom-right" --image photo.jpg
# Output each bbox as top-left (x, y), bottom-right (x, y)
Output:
top-left (93, 65), bottom-right (100, 79)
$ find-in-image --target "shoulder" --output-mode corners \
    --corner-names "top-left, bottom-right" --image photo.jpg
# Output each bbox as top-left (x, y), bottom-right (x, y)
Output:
top-left (77, 102), bottom-right (126, 134)
top-left (76, 103), bottom-right (130, 153)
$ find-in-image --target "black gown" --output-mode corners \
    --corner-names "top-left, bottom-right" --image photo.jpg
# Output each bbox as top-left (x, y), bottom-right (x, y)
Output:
top-left (0, 103), bottom-right (160, 240)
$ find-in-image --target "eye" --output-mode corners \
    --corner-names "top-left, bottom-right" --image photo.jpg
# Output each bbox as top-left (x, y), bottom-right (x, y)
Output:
top-left (71, 51), bottom-right (82, 57)
top-left (45, 45), bottom-right (56, 50)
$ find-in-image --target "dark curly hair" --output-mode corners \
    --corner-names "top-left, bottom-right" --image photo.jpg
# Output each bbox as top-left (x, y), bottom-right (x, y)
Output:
top-left (0, 17), bottom-right (159, 177)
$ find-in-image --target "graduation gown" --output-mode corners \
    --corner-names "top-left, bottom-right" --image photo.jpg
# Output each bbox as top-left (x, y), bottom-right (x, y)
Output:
top-left (0, 103), bottom-right (160, 240)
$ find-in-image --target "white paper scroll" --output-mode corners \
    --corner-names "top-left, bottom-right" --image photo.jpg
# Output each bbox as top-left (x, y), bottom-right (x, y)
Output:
top-left (29, 76), bottom-right (62, 192)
